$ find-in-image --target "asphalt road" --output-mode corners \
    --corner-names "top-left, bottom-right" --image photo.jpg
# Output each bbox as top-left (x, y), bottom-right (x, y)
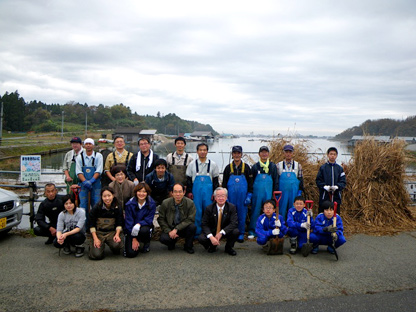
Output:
top-left (1, 231), bottom-right (416, 312)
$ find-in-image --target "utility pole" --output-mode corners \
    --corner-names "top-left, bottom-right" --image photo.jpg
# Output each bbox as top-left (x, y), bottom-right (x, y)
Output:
top-left (85, 111), bottom-right (88, 138)
top-left (61, 111), bottom-right (64, 141)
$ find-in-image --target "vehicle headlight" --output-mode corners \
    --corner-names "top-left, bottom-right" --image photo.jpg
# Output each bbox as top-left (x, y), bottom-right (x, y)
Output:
top-left (14, 200), bottom-right (21, 208)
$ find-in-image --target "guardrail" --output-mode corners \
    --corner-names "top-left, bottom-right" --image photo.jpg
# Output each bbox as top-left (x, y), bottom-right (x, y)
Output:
top-left (0, 170), bottom-right (67, 229)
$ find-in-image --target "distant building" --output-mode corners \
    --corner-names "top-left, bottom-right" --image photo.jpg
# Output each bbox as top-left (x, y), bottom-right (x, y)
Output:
top-left (113, 128), bottom-right (157, 144)
top-left (348, 135), bottom-right (391, 147)
top-left (189, 131), bottom-right (214, 141)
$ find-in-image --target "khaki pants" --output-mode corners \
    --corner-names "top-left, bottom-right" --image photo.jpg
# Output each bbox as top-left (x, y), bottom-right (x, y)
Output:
top-left (89, 231), bottom-right (123, 260)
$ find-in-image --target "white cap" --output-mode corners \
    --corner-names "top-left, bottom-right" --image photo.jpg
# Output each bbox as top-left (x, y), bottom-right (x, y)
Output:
top-left (84, 138), bottom-right (95, 145)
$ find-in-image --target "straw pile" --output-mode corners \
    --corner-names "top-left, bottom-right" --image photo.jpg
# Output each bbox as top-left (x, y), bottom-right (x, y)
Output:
top-left (341, 138), bottom-right (416, 234)
top-left (267, 137), bottom-right (416, 235)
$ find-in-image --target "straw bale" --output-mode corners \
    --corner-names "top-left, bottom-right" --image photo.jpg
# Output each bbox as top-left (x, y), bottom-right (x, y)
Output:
top-left (267, 137), bottom-right (416, 235)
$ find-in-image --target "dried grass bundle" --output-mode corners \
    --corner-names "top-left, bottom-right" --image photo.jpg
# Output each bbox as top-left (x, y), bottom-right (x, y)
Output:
top-left (342, 138), bottom-right (416, 235)
top-left (267, 137), bottom-right (416, 235)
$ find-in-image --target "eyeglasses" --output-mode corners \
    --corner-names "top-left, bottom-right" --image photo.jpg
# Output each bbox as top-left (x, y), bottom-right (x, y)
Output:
top-left (215, 194), bottom-right (227, 198)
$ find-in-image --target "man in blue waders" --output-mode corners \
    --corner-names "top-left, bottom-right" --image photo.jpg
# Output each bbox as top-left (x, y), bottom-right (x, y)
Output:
top-left (222, 145), bottom-right (253, 242)
top-left (248, 146), bottom-right (279, 239)
top-left (186, 143), bottom-right (219, 236)
top-left (277, 144), bottom-right (304, 220)
top-left (76, 138), bottom-right (103, 228)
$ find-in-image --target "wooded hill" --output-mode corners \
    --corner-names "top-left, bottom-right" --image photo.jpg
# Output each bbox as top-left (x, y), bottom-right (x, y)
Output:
top-left (1, 91), bottom-right (217, 135)
top-left (334, 116), bottom-right (416, 140)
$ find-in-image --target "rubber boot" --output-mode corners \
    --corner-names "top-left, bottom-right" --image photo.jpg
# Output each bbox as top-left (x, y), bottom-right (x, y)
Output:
top-left (289, 237), bottom-right (297, 254)
top-left (237, 234), bottom-right (245, 243)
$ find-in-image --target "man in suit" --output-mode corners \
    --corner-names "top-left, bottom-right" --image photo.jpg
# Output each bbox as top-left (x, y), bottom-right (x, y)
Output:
top-left (198, 187), bottom-right (239, 256)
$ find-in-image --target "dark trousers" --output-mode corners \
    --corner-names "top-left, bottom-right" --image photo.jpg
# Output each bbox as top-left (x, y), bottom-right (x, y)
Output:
top-left (124, 225), bottom-right (152, 258)
top-left (34, 226), bottom-right (54, 238)
top-left (198, 228), bottom-right (239, 250)
top-left (160, 224), bottom-right (196, 249)
top-left (53, 232), bottom-right (86, 248)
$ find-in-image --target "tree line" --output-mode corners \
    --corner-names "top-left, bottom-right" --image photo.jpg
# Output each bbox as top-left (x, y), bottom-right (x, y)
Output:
top-left (0, 91), bottom-right (217, 135)
top-left (335, 116), bottom-right (416, 140)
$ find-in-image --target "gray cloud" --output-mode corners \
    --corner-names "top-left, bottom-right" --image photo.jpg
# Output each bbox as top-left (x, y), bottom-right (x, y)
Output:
top-left (1, 0), bottom-right (415, 136)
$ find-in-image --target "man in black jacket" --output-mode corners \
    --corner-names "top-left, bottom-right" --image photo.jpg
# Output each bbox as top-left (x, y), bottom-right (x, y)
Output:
top-left (198, 187), bottom-right (239, 256)
top-left (127, 137), bottom-right (159, 184)
top-left (34, 183), bottom-right (64, 244)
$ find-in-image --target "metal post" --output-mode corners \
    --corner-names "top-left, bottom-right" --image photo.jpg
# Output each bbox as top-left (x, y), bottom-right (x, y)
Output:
top-left (28, 182), bottom-right (37, 229)
top-left (61, 111), bottom-right (64, 141)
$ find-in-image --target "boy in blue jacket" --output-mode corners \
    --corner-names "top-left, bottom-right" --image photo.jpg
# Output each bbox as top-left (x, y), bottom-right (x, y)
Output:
top-left (310, 201), bottom-right (346, 254)
top-left (286, 196), bottom-right (314, 254)
top-left (255, 200), bottom-right (287, 253)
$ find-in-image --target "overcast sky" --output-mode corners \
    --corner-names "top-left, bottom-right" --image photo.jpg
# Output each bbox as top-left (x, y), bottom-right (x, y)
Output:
top-left (1, 0), bottom-right (415, 136)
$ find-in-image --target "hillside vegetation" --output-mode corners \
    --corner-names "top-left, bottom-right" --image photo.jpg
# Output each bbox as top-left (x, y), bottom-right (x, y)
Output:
top-left (335, 116), bottom-right (416, 140)
top-left (1, 90), bottom-right (217, 135)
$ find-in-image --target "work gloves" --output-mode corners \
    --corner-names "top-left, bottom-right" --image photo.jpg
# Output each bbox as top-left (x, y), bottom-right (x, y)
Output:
top-left (301, 222), bottom-right (310, 230)
top-left (307, 210), bottom-right (313, 218)
top-left (332, 232), bottom-right (338, 241)
top-left (82, 180), bottom-right (92, 190)
top-left (244, 193), bottom-right (252, 205)
top-left (324, 185), bottom-right (339, 192)
top-left (272, 228), bottom-right (280, 236)
top-left (131, 224), bottom-right (141, 237)
top-left (323, 225), bottom-right (338, 233)
top-left (274, 219), bottom-right (281, 228)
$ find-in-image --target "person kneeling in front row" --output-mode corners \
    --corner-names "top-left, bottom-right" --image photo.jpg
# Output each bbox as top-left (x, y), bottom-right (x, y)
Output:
top-left (158, 183), bottom-right (197, 254)
top-left (88, 187), bottom-right (123, 260)
top-left (198, 187), bottom-right (239, 256)
top-left (124, 182), bottom-right (156, 258)
top-left (54, 194), bottom-right (86, 257)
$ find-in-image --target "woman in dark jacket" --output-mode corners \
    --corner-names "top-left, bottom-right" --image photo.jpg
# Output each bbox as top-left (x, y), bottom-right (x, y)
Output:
top-left (124, 182), bottom-right (157, 258)
top-left (88, 187), bottom-right (123, 260)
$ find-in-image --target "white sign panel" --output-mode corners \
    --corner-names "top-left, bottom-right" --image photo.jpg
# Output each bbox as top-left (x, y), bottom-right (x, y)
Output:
top-left (21, 155), bottom-right (41, 182)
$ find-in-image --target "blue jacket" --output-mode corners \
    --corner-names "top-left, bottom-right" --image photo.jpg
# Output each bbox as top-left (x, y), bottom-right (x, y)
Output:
top-left (255, 212), bottom-right (287, 240)
top-left (124, 196), bottom-right (156, 234)
top-left (314, 212), bottom-right (344, 237)
top-left (316, 161), bottom-right (346, 204)
top-left (286, 207), bottom-right (315, 231)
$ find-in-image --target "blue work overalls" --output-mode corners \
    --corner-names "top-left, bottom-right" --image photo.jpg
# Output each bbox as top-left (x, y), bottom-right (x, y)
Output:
top-left (227, 162), bottom-right (248, 237)
top-left (278, 161), bottom-right (300, 220)
top-left (79, 151), bottom-right (101, 227)
top-left (193, 160), bottom-right (213, 236)
top-left (248, 171), bottom-right (273, 236)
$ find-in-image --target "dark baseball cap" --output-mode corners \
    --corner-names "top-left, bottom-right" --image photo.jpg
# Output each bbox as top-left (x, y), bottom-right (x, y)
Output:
top-left (70, 137), bottom-right (82, 144)
top-left (232, 145), bottom-right (242, 153)
top-left (259, 146), bottom-right (269, 153)
top-left (283, 144), bottom-right (294, 151)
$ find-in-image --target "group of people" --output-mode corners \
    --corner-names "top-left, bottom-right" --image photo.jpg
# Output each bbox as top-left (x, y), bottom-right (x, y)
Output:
top-left (34, 135), bottom-right (347, 259)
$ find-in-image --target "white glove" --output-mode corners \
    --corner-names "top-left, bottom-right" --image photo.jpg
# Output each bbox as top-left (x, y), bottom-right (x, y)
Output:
top-left (330, 185), bottom-right (339, 192)
top-left (134, 180), bottom-right (139, 186)
top-left (307, 210), bottom-right (313, 217)
top-left (131, 224), bottom-right (141, 236)
top-left (272, 228), bottom-right (280, 236)
top-left (324, 185), bottom-right (330, 192)
top-left (275, 219), bottom-right (281, 227)
top-left (301, 222), bottom-right (310, 230)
